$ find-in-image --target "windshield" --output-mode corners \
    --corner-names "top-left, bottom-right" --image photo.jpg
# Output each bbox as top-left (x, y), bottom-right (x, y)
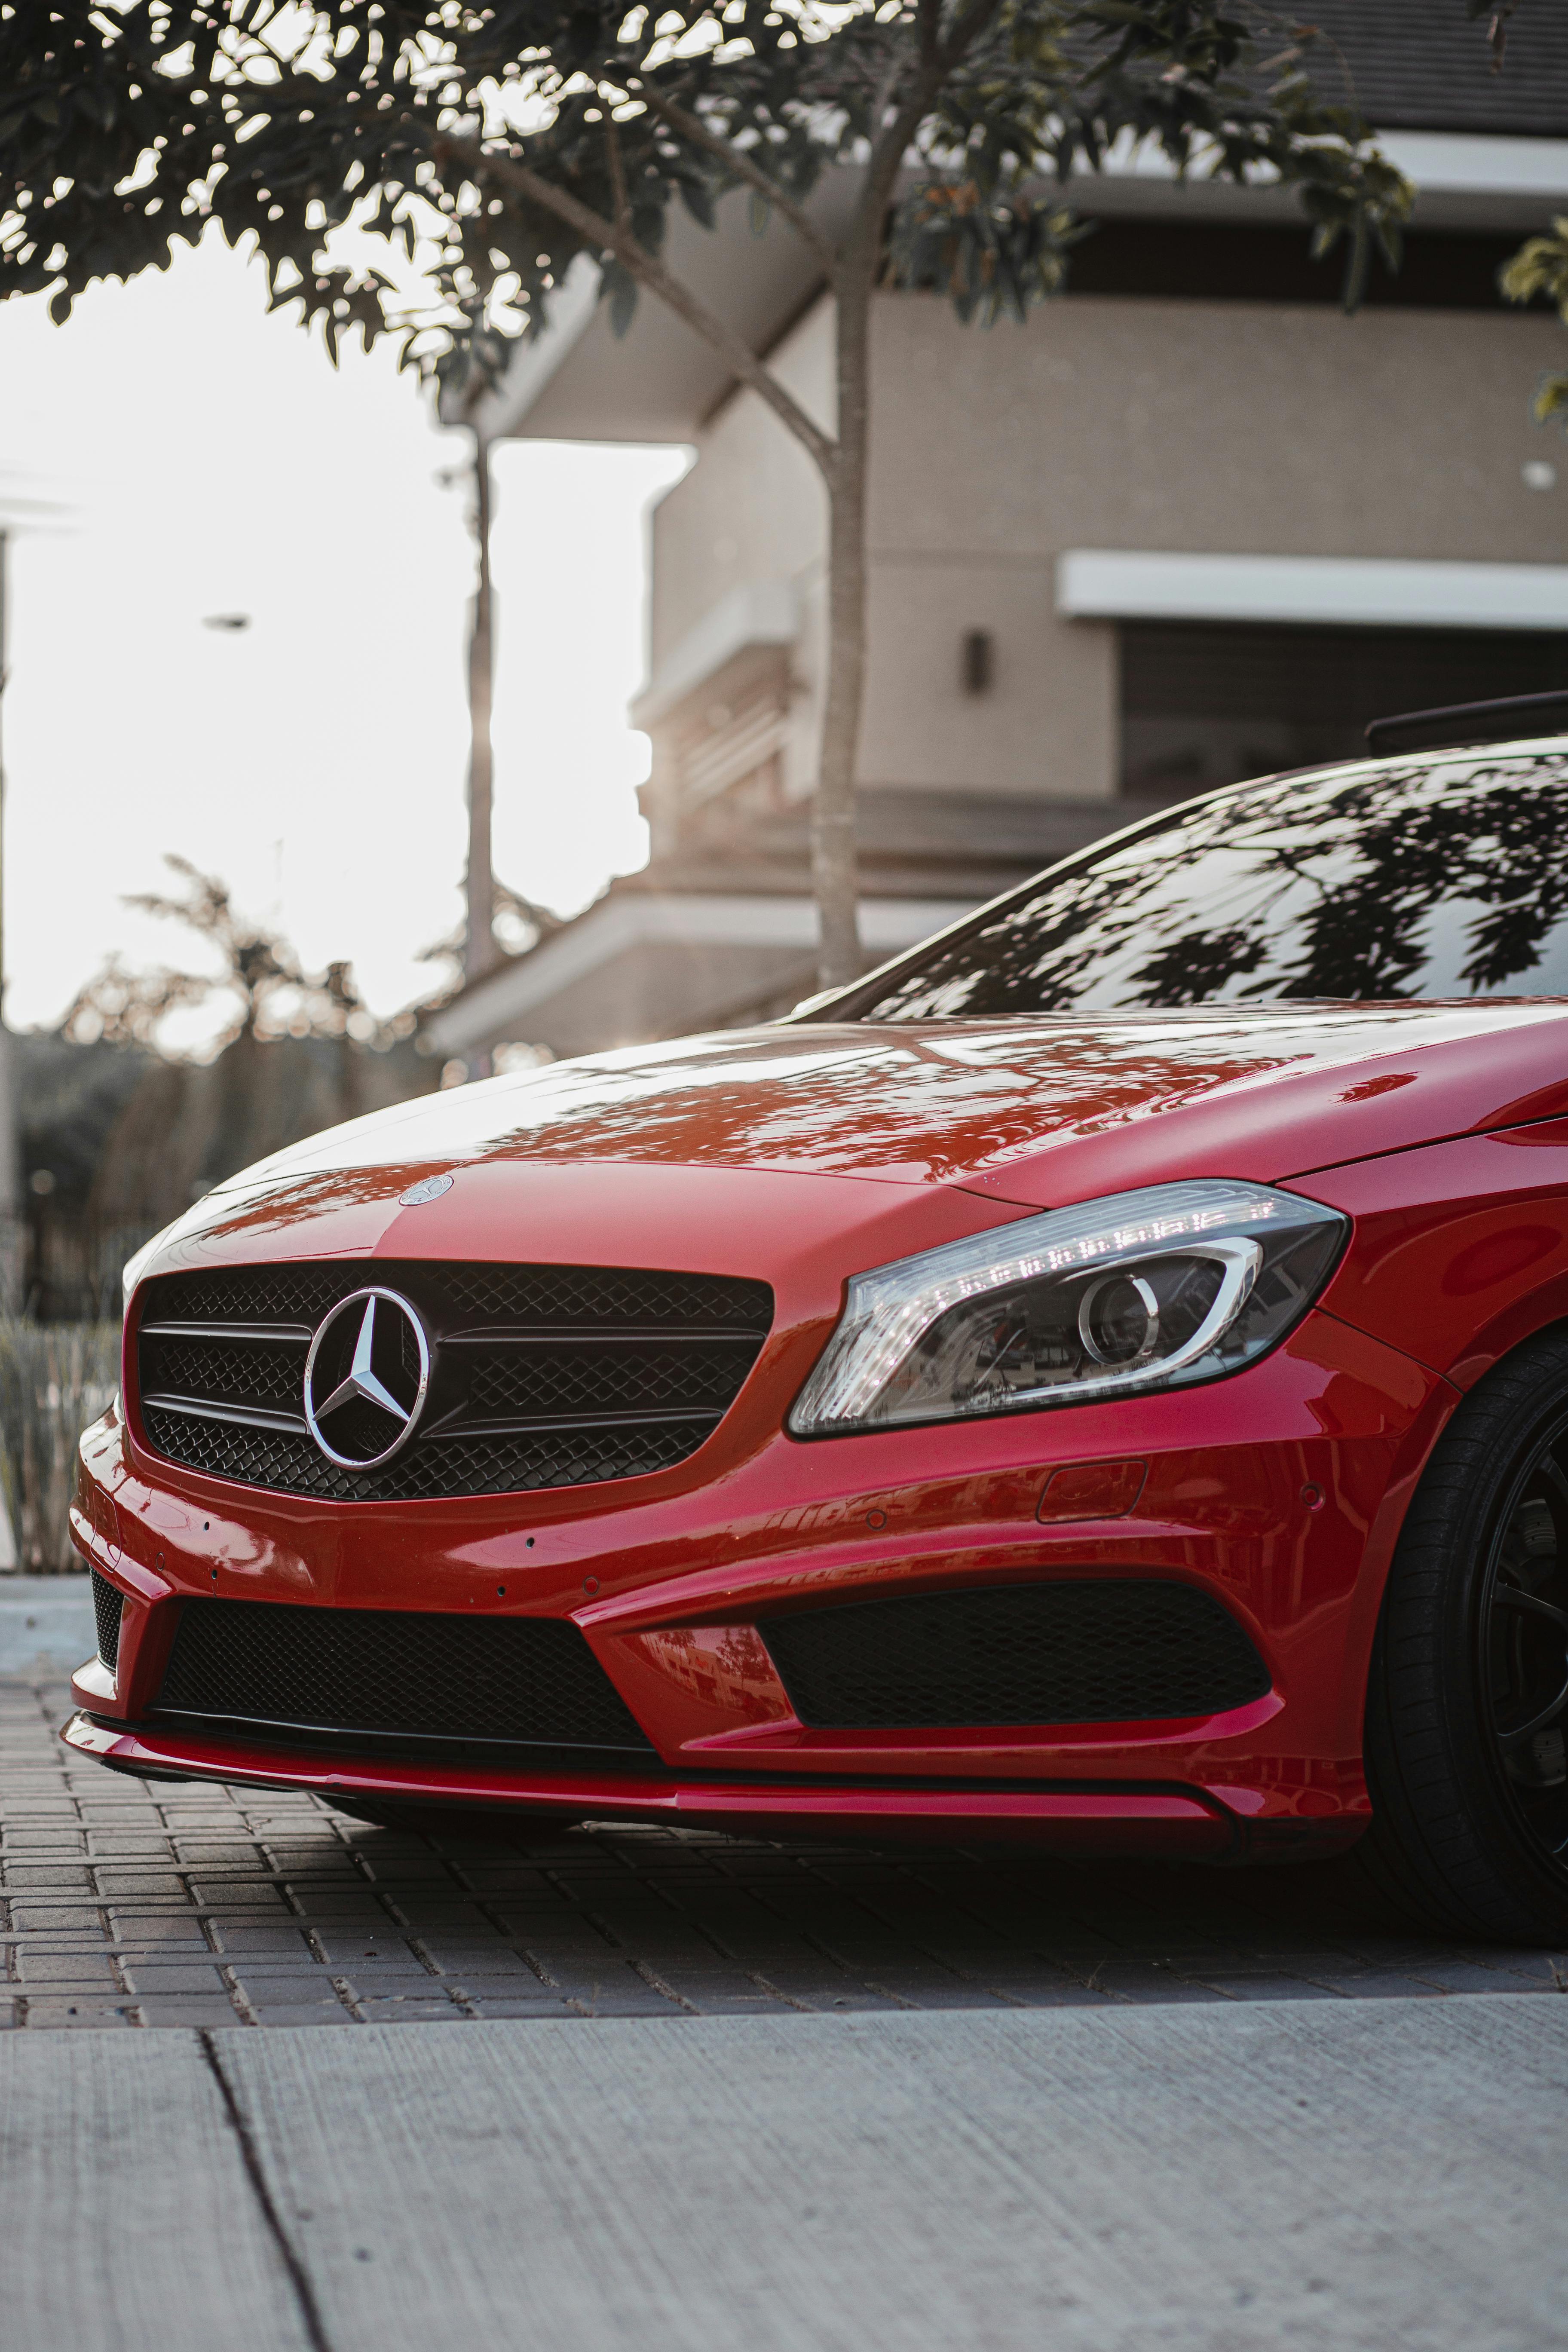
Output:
top-left (840, 748), bottom-right (1568, 1021)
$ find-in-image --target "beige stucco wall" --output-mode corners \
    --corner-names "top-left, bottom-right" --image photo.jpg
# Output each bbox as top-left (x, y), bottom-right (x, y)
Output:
top-left (648, 286), bottom-right (1568, 806)
top-left (648, 295), bottom-right (833, 665)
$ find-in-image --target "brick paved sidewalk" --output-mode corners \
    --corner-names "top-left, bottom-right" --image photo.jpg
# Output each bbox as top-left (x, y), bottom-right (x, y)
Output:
top-left (5, 1675), bottom-right (1565, 2028)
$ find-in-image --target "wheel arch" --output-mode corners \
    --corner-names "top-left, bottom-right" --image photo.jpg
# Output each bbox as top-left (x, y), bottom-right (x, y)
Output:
top-left (1338, 1311), bottom-right (1568, 1758)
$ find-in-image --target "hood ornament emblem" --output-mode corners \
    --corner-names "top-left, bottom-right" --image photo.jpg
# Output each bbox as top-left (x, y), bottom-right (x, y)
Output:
top-left (399, 1173), bottom-right (454, 1206)
top-left (303, 1289), bottom-right (431, 1470)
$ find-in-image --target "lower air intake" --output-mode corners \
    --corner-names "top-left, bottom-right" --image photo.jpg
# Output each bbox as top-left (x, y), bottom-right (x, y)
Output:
top-left (761, 1579), bottom-right (1271, 1729)
top-left (155, 1599), bottom-right (655, 1754)
top-left (90, 1570), bottom-right (122, 1673)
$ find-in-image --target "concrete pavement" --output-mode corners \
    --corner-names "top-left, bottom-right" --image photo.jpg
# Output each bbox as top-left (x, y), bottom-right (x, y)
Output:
top-left (5, 1997), bottom-right (1568, 2352)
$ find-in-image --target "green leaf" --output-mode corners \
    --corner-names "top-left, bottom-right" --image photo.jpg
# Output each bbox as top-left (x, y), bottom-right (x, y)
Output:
top-left (678, 179), bottom-right (714, 231)
top-left (1534, 371), bottom-right (1568, 429)
top-left (603, 260), bottom-right (637, 337)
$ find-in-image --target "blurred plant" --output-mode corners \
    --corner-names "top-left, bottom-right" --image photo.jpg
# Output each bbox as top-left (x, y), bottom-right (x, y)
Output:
top-left (1471, 2), bottom-right (1568, 425)
top-left (0, 1319), bottom-right (119, 1574)
top-left (1502, 219), bottom-right (1568, 429)
top-left (416, 876), bottom-right (563, 996)
top-left (60, 856), bottom-right (404, 1054)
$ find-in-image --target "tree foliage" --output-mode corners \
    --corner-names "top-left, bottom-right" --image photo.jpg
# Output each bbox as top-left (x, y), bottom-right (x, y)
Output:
top-left (1470, 3), bottom-right (1568, 428)
top-left (3, 1), bottom-right (1411, 388)
top-left (1503, 218), bottom-right (1568, 429)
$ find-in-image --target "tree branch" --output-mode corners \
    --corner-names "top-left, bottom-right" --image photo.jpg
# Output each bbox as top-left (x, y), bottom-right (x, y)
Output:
top-left (603, 114), bottom-right (630, 230)
top-left (859, 69), bottom-right (942, 253)
top-left (432, 130), bottom-right (840, 483)
top-left (853, 0), bottom-right (1009, 252)
top-left (937, 0), bottom-right (1008, 74)
top-left (917, 0), bottom-right (942, 72)
top-left (631, 83), bottom-right (835, 272)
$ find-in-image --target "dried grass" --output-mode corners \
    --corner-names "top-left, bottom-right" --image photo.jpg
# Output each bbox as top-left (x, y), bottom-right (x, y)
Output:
top-left (0, 1320), bottom-right (121, 1574)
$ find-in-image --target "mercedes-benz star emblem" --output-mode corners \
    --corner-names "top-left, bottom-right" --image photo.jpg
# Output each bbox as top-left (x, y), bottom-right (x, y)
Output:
top-left (303, 1288), bottom-right (431, 1470)
top-left (399, 1173), bottom-right (453, 1207)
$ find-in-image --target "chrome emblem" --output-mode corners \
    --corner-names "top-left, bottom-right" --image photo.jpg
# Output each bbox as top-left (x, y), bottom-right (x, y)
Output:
top-left (303, 1288), bottom-right (431, 1470)
top-left (399, 1174), bottom-right (454, 1206)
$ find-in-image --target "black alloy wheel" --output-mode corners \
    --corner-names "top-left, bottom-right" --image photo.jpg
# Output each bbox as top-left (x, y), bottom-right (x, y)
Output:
top-left (1479, 1434), bottom-right (1568, 1862)
top-left (1362, 1330), bottom-right (1568, 1941)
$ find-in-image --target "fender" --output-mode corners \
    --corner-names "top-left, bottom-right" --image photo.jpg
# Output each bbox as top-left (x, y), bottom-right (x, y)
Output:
top-left (1288, 1120), bottom-right (1568, 1391)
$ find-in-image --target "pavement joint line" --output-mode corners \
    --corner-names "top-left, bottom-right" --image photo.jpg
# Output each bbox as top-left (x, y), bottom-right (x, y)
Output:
top-left (197, 2028), bottom-right (335, 2351)
top-left (627, 1957), bottom-right (697, 2010)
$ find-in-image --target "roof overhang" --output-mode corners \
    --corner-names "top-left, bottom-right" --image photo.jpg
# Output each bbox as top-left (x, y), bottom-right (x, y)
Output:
top-left (1058, 551), bottom-right (1568, 633)
top-left (466, 132), bottom-right (1568, 450)
top-left (422, 890), bottom-right (970, 1060)
top-left (460, 177), bottom-right (846, 447)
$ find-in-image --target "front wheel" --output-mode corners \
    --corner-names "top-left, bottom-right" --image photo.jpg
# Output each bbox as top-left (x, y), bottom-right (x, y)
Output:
top-left (1362, 1330), bottom-right (1568, 1942)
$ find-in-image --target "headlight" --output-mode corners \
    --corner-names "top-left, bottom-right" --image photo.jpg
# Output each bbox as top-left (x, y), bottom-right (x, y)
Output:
top-left (787, 1179), bottom-right (1347, 1438)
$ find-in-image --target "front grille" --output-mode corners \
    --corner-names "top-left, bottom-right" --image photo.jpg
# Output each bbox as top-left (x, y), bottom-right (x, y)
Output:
top-left (463, 1340), bottom-right (758, 1421)
top-left (90, 1570), bottom-right (122, 1672)
top-left (141, 1409), bottom-right (704, 1501)
top-left (155, 1598), bottom-right (655, 1753)
top-left (761, 1580), bottom-right (1271, 1728)
top-left (144, 1335), bottom-right (306, 1409)
top-left (135, 1258), bottom-right (772, 1503)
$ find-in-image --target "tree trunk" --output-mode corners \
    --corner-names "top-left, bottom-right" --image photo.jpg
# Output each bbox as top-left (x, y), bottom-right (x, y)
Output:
top-left (812, 266), bottom-right (871, 991)
top-left (465, 430), bottom-right (498, 998)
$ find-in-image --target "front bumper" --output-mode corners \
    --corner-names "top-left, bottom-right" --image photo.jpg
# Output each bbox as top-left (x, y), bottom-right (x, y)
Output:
top-left (61, 1708), bottom-right (1261, 1853)
top-left (67, 1305), bottom-right (1453, 1858)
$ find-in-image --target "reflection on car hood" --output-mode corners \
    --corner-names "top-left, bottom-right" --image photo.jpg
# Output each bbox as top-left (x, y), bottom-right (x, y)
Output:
top-left (205, 1000), bottom-right (1568, 1205)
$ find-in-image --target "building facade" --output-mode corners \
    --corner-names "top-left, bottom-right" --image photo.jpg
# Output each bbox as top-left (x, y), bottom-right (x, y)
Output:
top-left (424, 2), bottom-right (1568, 1069)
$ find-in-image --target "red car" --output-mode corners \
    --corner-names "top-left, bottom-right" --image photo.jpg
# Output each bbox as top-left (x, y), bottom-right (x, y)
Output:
top-left (67, 693), bottom-right (1568, 1942)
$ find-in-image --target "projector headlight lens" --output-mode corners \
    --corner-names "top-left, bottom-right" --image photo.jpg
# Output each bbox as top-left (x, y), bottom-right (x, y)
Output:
top-left (787, 1179), bottom-right (1347, 1437)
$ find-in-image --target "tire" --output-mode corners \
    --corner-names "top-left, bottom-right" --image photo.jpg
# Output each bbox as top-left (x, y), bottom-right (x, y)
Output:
top-left (1361, 1327), bottom-right (1568, 1942)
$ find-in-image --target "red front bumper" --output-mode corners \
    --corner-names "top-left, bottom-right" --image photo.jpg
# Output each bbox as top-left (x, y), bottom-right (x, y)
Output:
top-left (60, 1707), bottom-right (1256, 1853)
top-left (67, 1292), bottom-right (1455, 1861)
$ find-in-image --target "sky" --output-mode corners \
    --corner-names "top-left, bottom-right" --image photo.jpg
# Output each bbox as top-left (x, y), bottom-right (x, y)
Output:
top-left (0, 228), bottom-right (688, 1047)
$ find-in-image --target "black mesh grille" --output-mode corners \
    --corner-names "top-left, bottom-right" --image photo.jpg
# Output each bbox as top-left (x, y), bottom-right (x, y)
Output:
top-left (135, 1258), bottom-right (772, 1502)
top-left (90, 1570), bottom-right (122, 1672)
top-left (462, 1339), bottom-right (760, 1421)
top-left (762, 1580), bottom-right (1271, 1729)
top-left (441, 1265), bottom-right (770, 1329)
top-left (146, 1264), bottom-right (357, 1326)
top-left (142, 1408), bottom-right (704, 1500)
top-left (155, 1598), bottom-right (655, 1752)
top-left (141, 1332), bottom-right (307, 1409)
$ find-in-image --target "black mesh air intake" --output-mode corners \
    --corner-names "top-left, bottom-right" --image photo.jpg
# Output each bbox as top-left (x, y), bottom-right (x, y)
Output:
top-left (761, 1579), bottom-right (1271, 1729)
top-left (135, 1257), bottom-right (772, 1503)
top-left (90, 1570), bottom-right (122, 1673)
top-left (155, 1598), bottom-right (655, 1754)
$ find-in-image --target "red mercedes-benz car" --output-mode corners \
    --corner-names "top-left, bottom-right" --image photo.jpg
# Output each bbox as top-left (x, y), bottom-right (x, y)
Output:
top-left (65, 695), bottom-right (1568, 1941)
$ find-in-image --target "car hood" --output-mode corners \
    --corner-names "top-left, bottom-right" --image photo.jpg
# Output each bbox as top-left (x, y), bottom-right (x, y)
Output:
top-left (192, 998), bottom-right (1568, 1217)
